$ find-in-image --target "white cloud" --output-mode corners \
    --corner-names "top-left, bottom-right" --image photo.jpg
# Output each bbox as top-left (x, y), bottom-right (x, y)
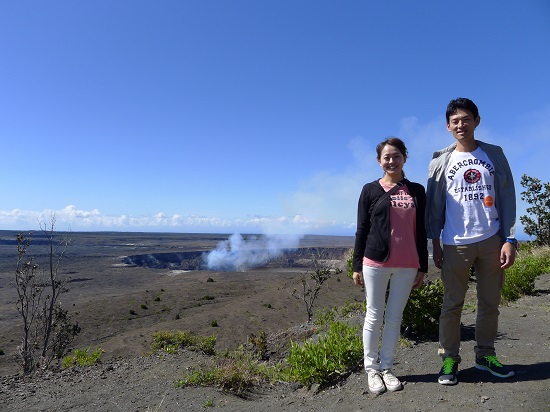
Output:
top-left (0, 205), bottom-right (351, 235)
top-left (279, 120), bottom-right (447, 231)
top-left (280, 136), bottom-right (376, 229)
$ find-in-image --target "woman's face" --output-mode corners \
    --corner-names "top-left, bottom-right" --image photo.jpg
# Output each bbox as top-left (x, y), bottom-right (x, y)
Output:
top-left (378, 144), bottom-right (406, 178)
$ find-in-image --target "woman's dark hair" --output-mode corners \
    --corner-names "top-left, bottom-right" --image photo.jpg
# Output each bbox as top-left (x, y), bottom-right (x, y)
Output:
top-left (376, 137), bottom-right (408, 160)
top-left (376, 137), bottom-right (407, 178)
top-left (446, 97), bottom-right (479, 123)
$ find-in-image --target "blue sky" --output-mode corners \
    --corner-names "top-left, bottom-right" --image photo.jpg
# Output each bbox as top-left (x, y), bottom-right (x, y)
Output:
top-left (1, 0), bottom-right (549, 238)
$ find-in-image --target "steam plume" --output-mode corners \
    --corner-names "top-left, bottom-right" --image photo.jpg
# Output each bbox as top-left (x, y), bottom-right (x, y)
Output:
top-left (204, 233), bottom-right (301, 271)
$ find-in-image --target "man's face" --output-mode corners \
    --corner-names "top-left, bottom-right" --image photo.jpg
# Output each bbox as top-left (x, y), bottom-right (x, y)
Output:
top-left (446, 109), bottom-right (480, 144)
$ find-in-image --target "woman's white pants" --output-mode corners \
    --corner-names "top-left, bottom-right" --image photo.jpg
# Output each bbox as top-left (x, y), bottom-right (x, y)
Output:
top-left (362, 265), bottom-right (417, 371)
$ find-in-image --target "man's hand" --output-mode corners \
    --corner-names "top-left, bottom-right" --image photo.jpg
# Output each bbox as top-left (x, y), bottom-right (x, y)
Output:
top-left (500, 242), bottom-right (516, 269)
top-left (432, 239), bottom-right (443, 269)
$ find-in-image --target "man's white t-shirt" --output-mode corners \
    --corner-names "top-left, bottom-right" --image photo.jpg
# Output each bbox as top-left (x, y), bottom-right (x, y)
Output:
top-left (442, 146), bottom-right (500, 245)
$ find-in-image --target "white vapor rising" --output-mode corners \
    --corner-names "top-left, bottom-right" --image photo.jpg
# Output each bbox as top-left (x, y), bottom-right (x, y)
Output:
top-left (204, 233), bottom-right (302, 271)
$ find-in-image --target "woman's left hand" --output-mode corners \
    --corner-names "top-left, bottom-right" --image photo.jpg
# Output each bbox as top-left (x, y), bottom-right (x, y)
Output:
top-left (352, 271), bottom-right (364, 287)
top-left (412, 271), bottom-right (425, 289)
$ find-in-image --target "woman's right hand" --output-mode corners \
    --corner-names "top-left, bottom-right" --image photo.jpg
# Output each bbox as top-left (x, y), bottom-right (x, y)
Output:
top-left (352, 271), bottom-right (364, 286)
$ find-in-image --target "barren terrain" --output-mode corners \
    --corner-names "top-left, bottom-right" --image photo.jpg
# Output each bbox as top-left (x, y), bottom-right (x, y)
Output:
top-left (0, 231), bottom-right (549, 411)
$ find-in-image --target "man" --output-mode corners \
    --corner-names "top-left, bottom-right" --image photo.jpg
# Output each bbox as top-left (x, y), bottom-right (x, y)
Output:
top-left (425, 97), bottom-right (517, 385)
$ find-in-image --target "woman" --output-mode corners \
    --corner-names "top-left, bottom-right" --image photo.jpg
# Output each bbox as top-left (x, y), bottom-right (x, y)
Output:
top-left (352, 137), bottom-right (428, 394)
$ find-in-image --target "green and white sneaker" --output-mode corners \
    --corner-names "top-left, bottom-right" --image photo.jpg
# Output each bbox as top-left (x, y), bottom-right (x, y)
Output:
top-left (438, 357), bottom-right (458, 385)
top-left (475, 355), bottom-right (515, 378)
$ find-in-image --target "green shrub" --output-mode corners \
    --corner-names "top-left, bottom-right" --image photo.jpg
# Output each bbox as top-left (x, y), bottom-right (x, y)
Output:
top-left (62, 347), bottom-right (104, 368)
top-left (314, 307), bottom-right (337, 329)
top-left (163, 344), bottom-right (179, 354)
top-left (402, 279), bottom-right (444, 340)
top-left (502, 246), bottom-right (550, 302)
top-left (286, 321), bottom-right (362, 386)
top-left (338, 300), bottom-right (365, 318)
top-left (152, 330), bottom-right (216, 355)
top-left (153, 330), bottom-right (194, 349)
top-left (314, 301), bottom-right (364, 331)
top-left (211, 320), bottom-right (219, 327)
top-left (247, 331), bottom-right (268, 360)
top-left (199, 295), bottom-right (215, 301)
top-left (176, 349), bottom-right (265, 395)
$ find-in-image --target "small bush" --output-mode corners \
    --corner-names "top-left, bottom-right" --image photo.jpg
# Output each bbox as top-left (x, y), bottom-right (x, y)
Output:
top-left (141, 304), bottom-right (148, 310)
top-left (314, 300), bottom-right (364, 330)
top-left (14, 226), bottom-right (80, 373)
top-left (199, 295), bottom-right (215, 301)
top-left (402, 279), bottom-right (444, 340)
top-left (129, 309), bottom-right (137, 316)
top-left (154, 296), bottom-right (161, 302)
top-left (163, 344), bottom-right (179, 354)
top-left (152, 330), bottom-right (216, 355)
top-left (502, 246), bottom-right (550, 302)
top-left (286, 321), bottom-right (363, 386)
top-left (314, 307), bottom-right (337, 329)
top-left (62, 347), bottom-right (104, 368)
top-left (338, 300), bottom-right (365, 318)
top-left (247, 331), bottom-right (268, 360)
top-left (176, 349), bottom-right (266, 395)
top-left (211, 320), bottom-right (219, 327)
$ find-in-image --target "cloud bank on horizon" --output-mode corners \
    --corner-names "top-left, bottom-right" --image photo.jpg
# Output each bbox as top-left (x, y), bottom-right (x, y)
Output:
top-left (0, 204), bottom-right (355, 235)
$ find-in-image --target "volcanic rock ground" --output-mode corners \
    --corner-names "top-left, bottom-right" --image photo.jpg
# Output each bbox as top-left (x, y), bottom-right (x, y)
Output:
top-left (0, 231), bottom-right (548, 411)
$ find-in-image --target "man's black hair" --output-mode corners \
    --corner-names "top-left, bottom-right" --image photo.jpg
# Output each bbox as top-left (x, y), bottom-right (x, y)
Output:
top-left (446, 97), bottom-right (479, 123)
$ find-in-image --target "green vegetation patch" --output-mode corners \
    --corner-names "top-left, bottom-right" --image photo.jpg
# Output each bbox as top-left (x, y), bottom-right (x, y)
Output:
top-left (286, 321), bottom-right (363, 386)
top-left (502, 246), bottom-right (550, 302)
top-left (152, 330), bottom-right (216, 355)
top-left (402, 279), bottom-right (444, 340)
top-left (62, 347), bottom-right (104, 368)
top-left (176, 349), bottom-right (267, 395)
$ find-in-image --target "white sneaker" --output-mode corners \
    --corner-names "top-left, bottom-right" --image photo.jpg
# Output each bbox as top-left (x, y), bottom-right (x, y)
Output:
top-left (367, 370), bottom-right (386, 394)
top-left (381, 369), bottom-right (403, 391)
